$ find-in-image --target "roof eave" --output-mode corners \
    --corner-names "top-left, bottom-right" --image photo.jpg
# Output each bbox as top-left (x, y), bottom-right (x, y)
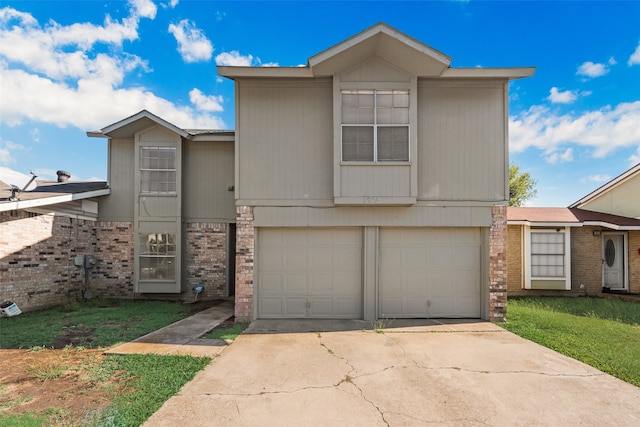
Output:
top-left (440, 67), bottom-right (536, 80)
top-left (569, 163), bottom-right (640, 208)
top-left (0, 188), bottom-right (110, 212)
top-left (217, 66), bottom-right (314, 79)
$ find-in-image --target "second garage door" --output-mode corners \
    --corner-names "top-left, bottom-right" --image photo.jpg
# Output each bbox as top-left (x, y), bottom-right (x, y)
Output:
top-left (379, 227), bottom-right (481, 318)
top-left (257, 228), bottom-right (363, 318)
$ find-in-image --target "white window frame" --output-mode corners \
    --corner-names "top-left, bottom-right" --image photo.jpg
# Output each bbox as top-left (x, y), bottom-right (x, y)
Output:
top-left (139, 146), bottom-right (177, 194)
top-left (524, 226), bottom-right (571, 290)
top-left (340, 89), bottom-right (410, 162)
top-left (138, 232), bottom-right (176, 282)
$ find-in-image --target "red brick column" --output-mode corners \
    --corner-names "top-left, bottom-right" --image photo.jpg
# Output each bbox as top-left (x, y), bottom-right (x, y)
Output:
top-left (235, 206), bottom-right (254, 321)
top-left (489, 205), bottom-right (507, 322)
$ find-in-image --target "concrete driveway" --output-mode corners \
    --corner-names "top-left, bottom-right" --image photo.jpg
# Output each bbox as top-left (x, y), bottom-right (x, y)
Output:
top-left (144, 320), bottom-right (640, 426)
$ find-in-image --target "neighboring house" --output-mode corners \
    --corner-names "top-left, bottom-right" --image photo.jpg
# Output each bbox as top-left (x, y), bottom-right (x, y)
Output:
top-left (0, 172), bottom-right (110, 311)
top-left (218, 23), bottom-right (533, 322)
top-left (507, 163), bottom-right (640, 296)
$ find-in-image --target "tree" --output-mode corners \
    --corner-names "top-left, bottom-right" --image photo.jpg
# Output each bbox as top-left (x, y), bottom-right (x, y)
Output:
top-left (509, 163), bottom-right (537, 207)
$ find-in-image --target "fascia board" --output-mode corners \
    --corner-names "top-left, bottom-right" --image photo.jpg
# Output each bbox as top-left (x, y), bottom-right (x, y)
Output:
top-left (569, 163), bottom-right (640, 208)
top-left (98, 110), bottom-right (190, 139)
top-left (440, 67), bottom-right (536, 80)
top-left (508, 220), bottom-right (582, 227)
top-left (0, 189), bottom-right (110, 212)
top-left (217, 66), bottom-right (313, 79)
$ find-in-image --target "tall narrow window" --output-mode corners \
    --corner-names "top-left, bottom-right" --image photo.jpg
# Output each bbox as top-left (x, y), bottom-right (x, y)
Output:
top-left (140, 147), bottom-right (176, 193)
top-left (341, 90), bottom-right (409, 162)
top-left (530, 232), bottom-right (565, 277)
top-left (139, 233), bottom-right (176, 281)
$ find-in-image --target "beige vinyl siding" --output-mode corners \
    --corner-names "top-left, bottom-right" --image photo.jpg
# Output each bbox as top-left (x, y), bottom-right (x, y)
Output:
top-left (253, 205), bottom-right (493, 227)
top-left (417, 80), bottom-right (507, 202)
top-left (340, 164), bottom-right (411, 198)
top-left (183, 141), bottom-right (235, 221)
top-left (579, 174), bottom-right (640, 218)
top-left (339, 57), bottom-right (412, 83)
top-left (236, 79), bottom-right (333, 203)
top-left (99, 138), bottom-right (135, 221)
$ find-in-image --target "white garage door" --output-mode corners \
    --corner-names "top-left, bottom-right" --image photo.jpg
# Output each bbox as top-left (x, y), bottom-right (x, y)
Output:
top-left (258, 228), bottom-right (363, 318)
top-left (379, 228), bottom-right (481, 318)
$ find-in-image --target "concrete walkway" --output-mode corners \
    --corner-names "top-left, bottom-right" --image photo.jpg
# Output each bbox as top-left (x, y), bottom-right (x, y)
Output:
top-left (106, 300), bottom-right (234, 357)
top-left (144, 320), bottom-right (640, 426)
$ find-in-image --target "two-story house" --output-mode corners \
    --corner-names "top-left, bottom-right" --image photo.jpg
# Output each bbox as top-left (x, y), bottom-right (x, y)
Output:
top-left (219, 23), bottom-right (533, 322)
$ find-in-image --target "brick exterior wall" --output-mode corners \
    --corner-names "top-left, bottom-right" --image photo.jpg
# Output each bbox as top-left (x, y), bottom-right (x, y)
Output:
top-left (507, 225), bottom-right (523, 293)
top-left (234, 206), bottom-right (254, 322)
top-left (1, 210), bottom-right (231, 312)
top-left (507, 225), bottom-right (640, 296)
top-left (185, 222), bottom-right (229, 300)
top-left (629, 231), bottom-right (640, 294)
top-left (489, 205), bottom-right (507, 322)
top-left (1, 211), bottom-right (100, 311)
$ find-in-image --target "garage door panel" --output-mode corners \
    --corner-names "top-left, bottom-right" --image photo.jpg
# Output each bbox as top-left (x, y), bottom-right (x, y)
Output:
top-left (259, 298), bottom-right (283, 318)
top-left (258, 228), bottom-right (362, 318)
top-left (379, 227), bottom-right (481, 318)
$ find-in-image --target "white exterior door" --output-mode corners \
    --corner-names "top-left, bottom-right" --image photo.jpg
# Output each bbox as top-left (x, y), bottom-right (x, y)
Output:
top-left (603, 234), bottom-right (626, 290)
top-left (379, 228), bottom-right (481, 318)
top-left (257, 228), bottom-right (363, 318)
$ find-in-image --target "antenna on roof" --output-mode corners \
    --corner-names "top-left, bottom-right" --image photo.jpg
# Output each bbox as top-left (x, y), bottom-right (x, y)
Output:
top-left (9, 184), bottom-right (21, 201)
top-left (22, 170), bottom-right (38, 191)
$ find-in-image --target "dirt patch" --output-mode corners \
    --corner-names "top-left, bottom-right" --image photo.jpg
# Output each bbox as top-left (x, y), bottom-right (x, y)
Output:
top-left (213, 316), bottom-right (235, 330)
top-left (0, 348), bottom-right (119, 425)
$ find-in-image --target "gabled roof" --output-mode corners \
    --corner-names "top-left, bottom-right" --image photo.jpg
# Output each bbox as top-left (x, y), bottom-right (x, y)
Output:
top-left (308, 23), bottom-right (451, 76)
top-left (569, 163), bottom-right (640, 208)
top-left (507, 207), bottom-right (640, 230)
top-left (218, 22), bottom-right (535, 80)
top-left (87, 110), bottom-right (234, 141)
top-left (0, 180), bottom-right (110, 212)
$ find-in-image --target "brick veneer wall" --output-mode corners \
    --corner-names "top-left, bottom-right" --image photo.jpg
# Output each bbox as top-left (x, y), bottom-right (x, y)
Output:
top-left (629, 231), bottom-right (640, 294)
top-left (570, 226), bottom-right (602, 294)
top-left (1, 211), bottom-right (98, 311)
top-left (185, 222), bottom-right (228, 300)
top-left (234, 206), bottom-right (254, 321)
top-left (507, 225), bottom-right (523, 293)
top-left (489, 205), bottom-right (507, 322)
top-left (93, 222), bottom-right (135, 298)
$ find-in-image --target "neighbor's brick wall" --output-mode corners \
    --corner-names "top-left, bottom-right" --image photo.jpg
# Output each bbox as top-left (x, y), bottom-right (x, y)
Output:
top-left (1, 211), bottom-right (96, 311)
top-left (627, 231), bottom-right (640, 294)
top-left (571, 226), bottom-right (603, 294)
top-left (185, 222), bottom-right (228, 300)
top-left (235, 206), bottom-right (254, 321)
top-left (489, 205), bottom-right (507, 322)
top-left (507, 225), bottom-right (523, 292)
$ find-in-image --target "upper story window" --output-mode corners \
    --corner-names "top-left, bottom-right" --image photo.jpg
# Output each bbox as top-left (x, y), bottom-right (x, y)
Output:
top-left (341, 89), bottom-right (409, 162)
top-left (140, 147), bottom-right (176, 193)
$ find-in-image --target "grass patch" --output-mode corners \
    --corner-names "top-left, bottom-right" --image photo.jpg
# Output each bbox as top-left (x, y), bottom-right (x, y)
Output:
top-left (0, 300), bottom-right (207, 349)
top-left (95, 354), bottom-right (211, 426)
top-left (0, 412), bottom-right (47, 427)
top-left (202, 322), bottom-right (249, 341)
top-left (500, 296), bottom-right (640, 387)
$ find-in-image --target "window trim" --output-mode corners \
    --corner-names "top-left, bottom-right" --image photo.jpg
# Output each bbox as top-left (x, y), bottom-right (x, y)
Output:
top-left (524, 226), bottom-right (571, 290)
top-left (139, 146), bottom-right (177, 195)
top-left (340, 89), bottom-right (410, 163)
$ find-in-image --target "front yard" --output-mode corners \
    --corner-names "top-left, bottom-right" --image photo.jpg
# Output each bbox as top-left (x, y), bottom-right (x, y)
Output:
top-left (499, 296), bottom-right (640, 387)
top-left (0, 300), bottom-right (229, 426)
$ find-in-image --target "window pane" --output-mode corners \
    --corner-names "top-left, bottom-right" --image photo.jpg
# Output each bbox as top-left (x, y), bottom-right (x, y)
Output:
top-left (531, 232), bottom-right (565, 277)
top-left (378, 126), bottom-right (409, 161)
top-left (342, 126), bottom-right (374, 161)
top-left (140, 147), bottom-right (176, 194)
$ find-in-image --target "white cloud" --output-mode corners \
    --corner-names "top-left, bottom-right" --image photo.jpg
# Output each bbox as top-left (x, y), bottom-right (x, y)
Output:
top-left (129, 0), bottom-right (157, 19)
top-left (546, 148), bottom-right (574, 164)
top-left (189, 88), bottom-right (223, 112)
top-left (547, 87), bottom-right (577, 104)
top-left (215, 50), bottom-right (278, 67)
top-left (0, 5), bottom-right (225, 130)
top-left (510, 101), bottom-right (640, 158)
top-left (629, 147), bottom-right (640, 165)
top-left (168, 19), bottom-right (213, 63)
top-left (162, 0), bottom-right (179, 8)
top-left (581, 174), bottom-right (611, 184)
top-left (629, 42), bottom-right (640, 66)
top-left (0, 139), bottom-right (26, 165)
top-left (576, 61), bottom-right (610, 78)
top-left (216, 51), bottom-right (254, 66)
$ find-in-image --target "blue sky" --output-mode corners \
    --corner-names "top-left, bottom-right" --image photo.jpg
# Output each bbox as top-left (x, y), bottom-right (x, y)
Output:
top-left (1, 0), bottom-right (639, 207)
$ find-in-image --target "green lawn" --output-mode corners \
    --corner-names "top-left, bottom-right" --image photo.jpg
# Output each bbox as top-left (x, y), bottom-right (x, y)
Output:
top-left (0, 299), bottom-right (205, 349)
top-left (499, 296), bottom-right (640, 387)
